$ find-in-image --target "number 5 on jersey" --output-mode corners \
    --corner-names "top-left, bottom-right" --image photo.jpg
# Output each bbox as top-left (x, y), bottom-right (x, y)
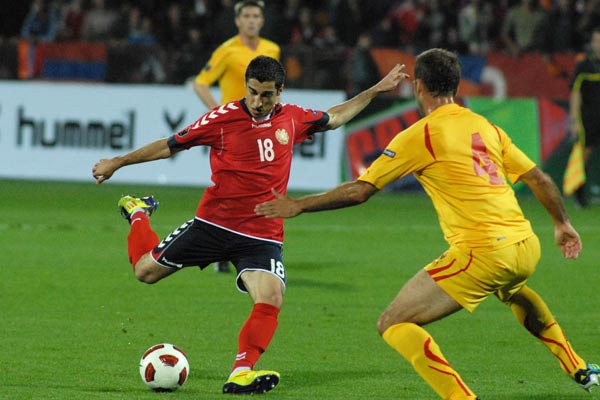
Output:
top-left (257, 138), bottom-right (275, 162)
top-left (471, 133), bottom-right (502, 185)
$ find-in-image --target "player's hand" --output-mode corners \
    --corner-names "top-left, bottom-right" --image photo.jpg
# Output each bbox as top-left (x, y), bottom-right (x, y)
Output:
top-left (92, 158), bottom-right (118, 185)
top-left (255, 189), bottom-right (302, 218)
top-left (554, 221), bottom-right (582, 259)
top-left (375, 64), bottom-right (410, 93)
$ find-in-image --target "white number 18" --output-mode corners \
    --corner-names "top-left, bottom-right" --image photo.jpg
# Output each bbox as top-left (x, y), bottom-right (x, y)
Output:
top-left (270, 259), bottom-right (285, 279)
top-left (257, 138), bottom-right (275, 162)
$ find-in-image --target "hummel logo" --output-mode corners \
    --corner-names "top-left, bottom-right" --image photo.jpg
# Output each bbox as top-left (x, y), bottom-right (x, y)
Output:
top-left (200, 103), bottom-right (239, 126)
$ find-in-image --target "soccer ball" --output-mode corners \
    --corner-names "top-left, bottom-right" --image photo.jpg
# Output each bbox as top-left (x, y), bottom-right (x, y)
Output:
top-left (139, 343), bottom-right (189, 392)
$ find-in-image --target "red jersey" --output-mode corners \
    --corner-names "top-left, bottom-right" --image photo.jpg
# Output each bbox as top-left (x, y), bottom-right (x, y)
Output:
top-left (168, 99), bottom-right (329, 243)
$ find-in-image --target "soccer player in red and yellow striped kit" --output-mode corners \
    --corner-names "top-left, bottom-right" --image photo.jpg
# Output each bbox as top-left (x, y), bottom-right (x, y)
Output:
top-left (256, 48), bottom-right (599, 399)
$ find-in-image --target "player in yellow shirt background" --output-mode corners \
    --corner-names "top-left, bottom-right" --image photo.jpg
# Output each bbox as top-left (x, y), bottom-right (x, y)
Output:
top-left (194, 0), bottom-right (279, 273)
top-left (193, 0), bottom-right (280, 109)
top-left (255, 48), bottom-right (599, 399)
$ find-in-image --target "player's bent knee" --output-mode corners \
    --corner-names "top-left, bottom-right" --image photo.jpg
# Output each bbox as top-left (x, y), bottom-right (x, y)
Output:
top-left (134, 266), bottom-right (158, 284)
top-left (133, 254), bottom-right (164, 284)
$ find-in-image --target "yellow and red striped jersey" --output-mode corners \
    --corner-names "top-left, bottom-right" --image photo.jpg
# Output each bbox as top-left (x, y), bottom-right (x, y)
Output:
top-left (359, 103), bottom-right (536, 249)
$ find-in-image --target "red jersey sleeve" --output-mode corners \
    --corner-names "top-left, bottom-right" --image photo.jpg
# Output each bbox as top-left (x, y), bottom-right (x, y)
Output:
top-left (167, 110), bottom-right (225, 150)
top-left (282, 104), bottom-right (329, 144)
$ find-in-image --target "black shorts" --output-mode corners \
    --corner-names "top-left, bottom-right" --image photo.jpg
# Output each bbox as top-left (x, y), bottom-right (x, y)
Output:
top-left (581, 107), bottom-right (600, 148)
top-left (150, 218), bottom-right (285, 293)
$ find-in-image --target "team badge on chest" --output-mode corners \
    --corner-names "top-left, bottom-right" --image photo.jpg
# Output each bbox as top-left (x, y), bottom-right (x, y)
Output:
top-left (275, 129), bottom-right (289, 145)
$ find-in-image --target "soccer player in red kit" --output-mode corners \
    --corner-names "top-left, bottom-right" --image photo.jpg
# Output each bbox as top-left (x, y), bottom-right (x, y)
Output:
top-left (92, 56), bottom-right (407, 395)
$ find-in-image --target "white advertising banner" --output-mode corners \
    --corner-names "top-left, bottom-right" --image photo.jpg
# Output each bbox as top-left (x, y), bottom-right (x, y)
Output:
top-left (0, 81), bottom-right (345, 190)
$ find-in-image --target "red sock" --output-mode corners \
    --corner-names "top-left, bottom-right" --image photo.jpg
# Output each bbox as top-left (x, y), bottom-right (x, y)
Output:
top-left (127, 212), bottom-right (159, 268)
top-left (232, 303), bottom-right (280, 371)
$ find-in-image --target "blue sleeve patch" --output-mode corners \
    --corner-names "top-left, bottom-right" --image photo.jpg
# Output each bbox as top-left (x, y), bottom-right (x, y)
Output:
top-left (383, 149), bottom-right (396, 158)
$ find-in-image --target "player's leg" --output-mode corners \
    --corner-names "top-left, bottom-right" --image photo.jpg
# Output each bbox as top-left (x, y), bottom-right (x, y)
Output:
top-left (117, 195), bottom-right (178, 284)
top-left (133, 253), bottom-right (177, 283)
top-left (575, 111), bottom-right (600, 207)
top-left (222, 242), bottom-right (285, 395)
top-left (377, 268), bottom-right (479, 400)
top-left (236, 270), bottom-right (283, 370)
top-left (504, 285), bottom-right (599, 391)
top-left (497, 235), bottom-right (599, 391)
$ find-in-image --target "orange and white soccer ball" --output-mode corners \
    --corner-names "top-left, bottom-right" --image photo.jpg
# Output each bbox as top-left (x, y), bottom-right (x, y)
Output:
top-left (139, 343), bottom-right (189, 392)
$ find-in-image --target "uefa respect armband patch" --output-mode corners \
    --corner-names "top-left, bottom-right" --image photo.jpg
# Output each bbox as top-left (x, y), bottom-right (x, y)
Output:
top-left (383, 149), bottom-right (396, 158)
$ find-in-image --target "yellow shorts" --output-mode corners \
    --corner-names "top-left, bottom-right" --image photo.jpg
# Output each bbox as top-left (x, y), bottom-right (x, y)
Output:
top-left (425, 235), bottom-right (541, 312)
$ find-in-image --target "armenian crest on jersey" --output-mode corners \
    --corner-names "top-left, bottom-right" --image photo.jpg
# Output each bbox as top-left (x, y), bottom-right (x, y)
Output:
top-left (275, 129), bottom-right (289, 145)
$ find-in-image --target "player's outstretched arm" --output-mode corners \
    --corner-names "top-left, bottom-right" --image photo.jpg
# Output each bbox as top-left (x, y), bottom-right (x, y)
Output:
top-left (92, 138), bottom-right (176, 185)
top-left (255, 181), bottom-right (378, 218)
top-left (519, 166), bottom-right (582, 259)
top-left (325, 64), bottom-right (409, 130)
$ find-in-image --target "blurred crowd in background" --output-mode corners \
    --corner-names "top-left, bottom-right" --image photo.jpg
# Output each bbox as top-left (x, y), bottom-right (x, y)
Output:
top-left (1, 0), bottom-right (600, 87)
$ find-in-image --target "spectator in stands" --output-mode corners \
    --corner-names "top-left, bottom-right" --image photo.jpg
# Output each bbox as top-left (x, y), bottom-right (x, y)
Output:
top-left (156, 3), bottom-right (192, 83)
top-left (168, 25), bottom-right (211, 84)
top-left (190, 0), bottom-right (211, 17)
top-left (348, 31), bottom-right (380, 96)
top-left (330, 0), bottom-right (363, 47)
top-left (576, 0), bottom-right (600, 47)
top-left (416, 0), bottom-right (447, 50)
top-left (21, 0), bottom-right (61, 42)
top-left (290, 6), bottom-right (318, 45)
top-left (82, 0), bottom-right (119, 42)
top-left (259, 0), bottom-right (293, 46)
top-left (122, 5), bottom-right (165, 83)
top-left (127, 7), bottom-right (158, 45)
top-left (458, 0), bottom-right (494, 54)
top-left (57, 0), bottom-right (85, 41)
top-left (544, 0), bottom-right (579, 53)
top-left (376, 0), bottom-right (423, 51)
top-left (311, 9), bottom-right (339, 48)
top-left (157, 3), bottom-right (189, 50)
top-left (501, 0), bottom-right (549, 56)
top-left (210, 0), bottom-right (238, 46)
top-left (289, 5), bottom-right (339, 50)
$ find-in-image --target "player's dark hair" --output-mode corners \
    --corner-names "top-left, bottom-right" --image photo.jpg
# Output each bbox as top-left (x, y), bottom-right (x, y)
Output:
top-left (414, 48), bottom-right (461, 97)
top-left (246, 56), bottom-right (286, 90)
top-left (235, 0), bottom-right (264, 16)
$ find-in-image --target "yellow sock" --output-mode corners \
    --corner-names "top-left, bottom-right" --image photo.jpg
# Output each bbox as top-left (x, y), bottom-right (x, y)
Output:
top-left (508, 286), bottom-right (586, 377)
top-left (382, 322), bottom-right (477, 400)
top-left (538, 322), bottom-right (587, 376)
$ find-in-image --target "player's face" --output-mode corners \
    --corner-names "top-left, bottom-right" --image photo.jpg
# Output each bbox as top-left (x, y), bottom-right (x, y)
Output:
top-left (235, 6), bottom-right (264, 38)
top-left (245, 79), bottom-right (281, 119)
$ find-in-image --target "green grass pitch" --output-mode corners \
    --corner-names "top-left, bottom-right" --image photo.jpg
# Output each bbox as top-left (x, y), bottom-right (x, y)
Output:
top-left (1, 178), bottom-right (599, 399)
